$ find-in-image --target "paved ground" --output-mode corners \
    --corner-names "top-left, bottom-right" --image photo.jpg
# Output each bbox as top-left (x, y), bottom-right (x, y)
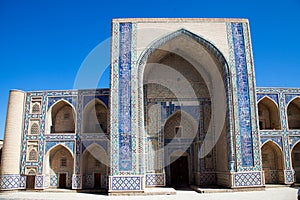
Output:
top-left (0, 187), bottom-right (298, 200)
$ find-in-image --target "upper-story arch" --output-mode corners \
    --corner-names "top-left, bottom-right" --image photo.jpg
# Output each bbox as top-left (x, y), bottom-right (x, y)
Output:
top-left (258, 96), bottom-right (281, 130)
top-left (287, 97), bottom-right (300, 130)
top-left (46, 100), bottom-right (76, 134)
top-left (82, 99), bottom-right (108, 134)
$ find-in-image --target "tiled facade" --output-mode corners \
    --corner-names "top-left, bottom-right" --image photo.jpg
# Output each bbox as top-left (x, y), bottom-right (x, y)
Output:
top-left (1, 18), bottom-right (300, 194)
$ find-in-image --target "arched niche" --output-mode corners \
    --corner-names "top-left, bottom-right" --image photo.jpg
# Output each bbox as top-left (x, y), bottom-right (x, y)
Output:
top-left (258, 97), bottom-right (281, 130)
top-left (287, 98), bottom-right (300, 130)
top-left (47, 100), bottom-right (76, 134)
top-left (45, 144), bottom-right (74, 188)
top-left (261, 141), bottom-right (284, 184)
top-left (81, 144), bottom-right (109, 189)
top-left (82, 99), bottom-right (108, 134)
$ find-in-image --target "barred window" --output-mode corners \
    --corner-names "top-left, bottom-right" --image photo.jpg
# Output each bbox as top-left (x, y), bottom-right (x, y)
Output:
top-left (95, 159), bottom-right (101, 167)
top-left (32, 103), bottom-right (40, 113)
top-left (60, 158), bottom-right (67, 167)
top-left (30, 123), bottom-right (39, 135)
top-left (175, 126), bottom-right (182, 137)
top-left (29, 149), bottom-right (37, 161)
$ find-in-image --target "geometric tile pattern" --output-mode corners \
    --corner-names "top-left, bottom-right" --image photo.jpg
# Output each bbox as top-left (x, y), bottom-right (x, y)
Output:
top-left (234, 172), bottom-right (262, 187)
top-left (35, 175), bottom-right (44, 189)
top-left (285, 170), bottom-right (294, 184)
top-left (50, 175), bottom-right (57, 187)
top-left (0, 175), bottom-right (26, 190)
top-left (111, 176), bottom-right (142, 191)
top-left (72, 174), bottom-right (81, 189)
top-left (146, 173), bottom-right (165, 186)
top-left (198, 173), bottom-right (217, 186)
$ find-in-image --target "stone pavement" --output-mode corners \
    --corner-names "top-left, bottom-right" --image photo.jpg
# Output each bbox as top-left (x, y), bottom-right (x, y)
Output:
top-left (0, 187), bottom-right (298, 200)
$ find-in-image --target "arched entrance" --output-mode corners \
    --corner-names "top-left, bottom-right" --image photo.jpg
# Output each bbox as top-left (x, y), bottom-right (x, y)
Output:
top-left (261, 141), bottom-right (284, 184)
top-left (46, 145), bottom-right (74, 188)
top-left (292, 142), bottom-right (300, 182)
top-left (139, 29), bottom-right (232, 187)
top-left (163, 111), bottom-right (196, 187)
top-left (82, 144), bottom-right (109, 189)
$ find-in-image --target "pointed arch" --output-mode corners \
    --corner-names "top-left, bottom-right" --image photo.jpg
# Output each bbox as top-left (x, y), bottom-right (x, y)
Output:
top-left (47, 99), bottom-right (76, 134)
top-left (81, 143), bottom-right (109, 189)
top-left (45, 143), bottom-right (74, 157)
top-left (287, 97), bottom-right (300, 130)
top-left (82, 99), bottom-right (108, 134)
top-left (258, 96), bottom-right (281, 130)
top-left (261, 141), bottom-right (284, 184)
top-left (261, 139), bottom-right (282, 151)
top-left (137, 28), bottom-right (234, 182)
top-left (44, 144), bottom-right (74, 188)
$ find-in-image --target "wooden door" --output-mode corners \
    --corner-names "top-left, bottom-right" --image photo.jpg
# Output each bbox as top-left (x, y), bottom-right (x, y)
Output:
top-left (26, 175), bottom-right (35, 190)
top-left (59, 173), bottom-right (67, 188)
top-left (170, 156), bottom-right (189, 187)
top-left (94, 173), bottom-right (101, 188)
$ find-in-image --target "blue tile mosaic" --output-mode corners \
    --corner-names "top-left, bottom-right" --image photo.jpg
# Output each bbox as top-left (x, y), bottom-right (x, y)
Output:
top-left (232, 23), bottom-right (254, 167)
top-left (118, 22), bottom-right (132, 171)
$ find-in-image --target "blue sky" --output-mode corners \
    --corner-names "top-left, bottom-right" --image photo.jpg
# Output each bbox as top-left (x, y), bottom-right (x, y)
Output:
top-left (0, 0), bottom-right (300, 139)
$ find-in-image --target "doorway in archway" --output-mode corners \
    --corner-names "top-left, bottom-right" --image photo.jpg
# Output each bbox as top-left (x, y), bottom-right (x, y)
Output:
top-left (170, 156), bottom-right (189, 187)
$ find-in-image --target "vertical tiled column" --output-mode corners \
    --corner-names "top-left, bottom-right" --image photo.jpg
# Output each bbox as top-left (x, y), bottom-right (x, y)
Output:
top-left (109, 22), bottom-right (144, 193)
top-left (280, 91), bottom-right (294, 184)
top-left (73, 92), bottom-right (82, 189)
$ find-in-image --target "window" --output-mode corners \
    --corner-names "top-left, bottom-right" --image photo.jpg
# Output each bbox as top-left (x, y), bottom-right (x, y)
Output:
top-left (32, 103), bottom-right (40, 114)
top-left (175, 126), bottom-right (182, 137)
top-left (29, 149), bottom-right (37, 161)
top-left (64, 113), bottom-right (70, 120)
top-left (60, 158), bottom-right (67, 167)
top-left (30, 123), bottom-right (39, 135)
top-left (95, 159), bottom-right (101, 167)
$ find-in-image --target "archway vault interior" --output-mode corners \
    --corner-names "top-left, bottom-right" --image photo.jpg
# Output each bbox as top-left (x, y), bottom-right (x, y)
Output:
top-left (140, 30), bottom-right (231, 187)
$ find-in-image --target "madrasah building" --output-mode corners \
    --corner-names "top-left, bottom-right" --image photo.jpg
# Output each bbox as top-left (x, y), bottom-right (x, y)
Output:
top-left (1, 18), bottom-right (300, 194)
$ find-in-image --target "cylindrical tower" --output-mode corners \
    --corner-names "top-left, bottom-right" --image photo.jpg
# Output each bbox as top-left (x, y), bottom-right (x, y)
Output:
top-left (0, 90), bottom-right (25, 182)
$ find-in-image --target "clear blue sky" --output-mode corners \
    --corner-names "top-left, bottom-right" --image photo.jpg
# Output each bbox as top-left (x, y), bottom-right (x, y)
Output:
top-left (0, 0), bottom-right (300, 139)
